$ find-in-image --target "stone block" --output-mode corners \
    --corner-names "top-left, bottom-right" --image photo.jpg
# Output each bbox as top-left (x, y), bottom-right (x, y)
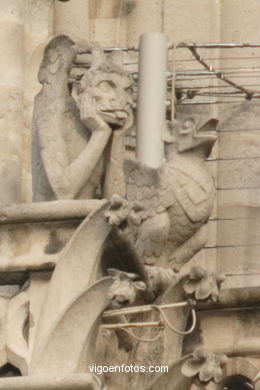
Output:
top-left (0, 23), bottom-right (24, 89)
top-left (181, 247), bottom-right (217, 274)
top-left (54, 0), bottom-right (89, 39)
top-left (125, 0), bottom-right (163, 46)
top-left (194, 308), bottom-right (260, 354)
top-left (90, 18), bottom-right (123, 46)
top-left (222, 0), bottom-right (260, 42)
top-left (0, 220), bottom-right (80, 274)
top-left (0, 158), bottom-right (21, 207)
top-left (163, 0), bottom-right (221, 43)
top-left (218, 189), bottom-right (260, 218)
top-left (0, 0), bottom-right (24, 24)
top-left (89, 0), bottom-right (124, 18)
top-left (217, 158), bottom-right (260, 189)
top-left (218, 102), bottom-right (260, 132)
top-left (217, 245), bottom-right (260, 274)
top-left (217, 218), bottom-right (260, 246)
top-left (218, 131), bottom-right (260, 159)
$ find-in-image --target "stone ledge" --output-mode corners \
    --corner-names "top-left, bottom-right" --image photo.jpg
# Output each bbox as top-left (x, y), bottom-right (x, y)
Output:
top-left (0, 374), bottom-right (101, 390)
top-left (0, 199), bottom-right (107, 224)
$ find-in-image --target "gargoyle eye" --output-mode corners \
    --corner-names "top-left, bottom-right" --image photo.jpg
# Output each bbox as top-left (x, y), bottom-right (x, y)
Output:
top-left (183, 119), bottom-right (195, 130)
top-left (97, 80), bottom-right (115, 92)
top-left (125, 87), bottom-right (133, 94)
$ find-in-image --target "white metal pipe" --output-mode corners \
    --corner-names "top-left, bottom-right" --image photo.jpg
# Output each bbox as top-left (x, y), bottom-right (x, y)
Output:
top-left (103, 301), bottom-right (189, 318)
top-left (136, 32), bottom-right (168, 168)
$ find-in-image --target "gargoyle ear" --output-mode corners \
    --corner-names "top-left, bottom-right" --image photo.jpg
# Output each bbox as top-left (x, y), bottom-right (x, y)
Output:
top-left (134, 281), bottom-right (147, 290)
top-left (162, 120), bottom-right (178, 143)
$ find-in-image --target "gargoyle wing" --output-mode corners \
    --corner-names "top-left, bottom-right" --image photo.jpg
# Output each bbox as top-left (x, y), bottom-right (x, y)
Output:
top-left (123, 159), bottom-right (161, 210)
top-left (159, 163), bottom-right (215, 222)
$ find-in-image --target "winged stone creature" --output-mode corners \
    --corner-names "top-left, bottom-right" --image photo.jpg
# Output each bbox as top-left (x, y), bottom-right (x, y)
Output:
top-left (106, 114), bottom-right (218, 271)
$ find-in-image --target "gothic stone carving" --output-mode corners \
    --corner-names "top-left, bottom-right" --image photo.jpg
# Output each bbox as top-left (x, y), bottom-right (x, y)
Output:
top-left (32, 36), bottom-right (134, 201)
top-left (106, 115), bottom-right (218, 271)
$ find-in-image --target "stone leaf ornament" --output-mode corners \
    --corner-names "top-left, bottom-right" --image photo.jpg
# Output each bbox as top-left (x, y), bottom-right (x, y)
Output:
top-left (183, 266), bottom-right (225, 301)
top-left (181, 347), bottom-right (228, 383)
top-left (145, 348), bottom-right (227, 390)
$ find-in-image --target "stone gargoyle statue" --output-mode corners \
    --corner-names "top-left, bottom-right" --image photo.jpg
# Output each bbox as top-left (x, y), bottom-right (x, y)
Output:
top-left (32, 35), bottom-right (134, 201)
top-left (106, 114), bottom-right (218, 272)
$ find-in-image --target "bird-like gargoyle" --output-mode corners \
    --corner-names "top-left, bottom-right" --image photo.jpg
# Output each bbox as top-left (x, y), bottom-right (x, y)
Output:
top-left (106, 114), bottom-right (218, 272)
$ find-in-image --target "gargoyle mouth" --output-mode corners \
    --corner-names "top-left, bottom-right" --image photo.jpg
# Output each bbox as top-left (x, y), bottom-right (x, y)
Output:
top-left (100, 110), bottom-right (128, 127)
top-left (100, 110), bottom-right (128, 119)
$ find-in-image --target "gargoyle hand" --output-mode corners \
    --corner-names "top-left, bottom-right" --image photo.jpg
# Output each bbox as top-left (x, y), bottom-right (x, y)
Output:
top-left (77, 91), bottom-right (112, 134)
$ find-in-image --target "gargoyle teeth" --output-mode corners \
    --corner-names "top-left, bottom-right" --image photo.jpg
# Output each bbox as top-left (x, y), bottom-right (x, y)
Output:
top-left (115, 110), bottom-right (128, 119)
top-left (100, 110), bottom-right (128, 119)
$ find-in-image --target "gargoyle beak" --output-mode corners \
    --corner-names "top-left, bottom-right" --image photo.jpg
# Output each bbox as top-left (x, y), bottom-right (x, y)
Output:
top-left (197, 118), bottom-right (218, 135)
top-left (194, 118), bottom-right (218, 156)
top-left (195, 118), bottom-right (218, 142)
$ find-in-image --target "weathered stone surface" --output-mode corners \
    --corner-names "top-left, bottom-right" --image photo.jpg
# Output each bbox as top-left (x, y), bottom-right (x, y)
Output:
top-left (217, 159), bottom-right (260, 189)
top-left (218, 102), bottom-right (260, 132)
top-left (89, 0), bottom-right (124, 19)
top-left (163, 0), bottom-right (221, 43)
top-left (218, 131), bottom-right (260, 159)
top-left (188, 308), bottom-right (260, 356)
top-left (218, 246), bottom-right (260, 274)
top-left (125, 0), bottom-right (163, 46)
top-left (0, 1), bottom-right (25, 206)
top-left (217, 219), bottom-right (260, 246)
top-left (0, 374), bottom-right (102, 389)
top-left (222, 0), bottom-right (260, 42)
top-left (0, 220), bottom-right (79, 272)
top-left (218, 189), bottom-right (260, 218)
top-left (54, 0), bottom-right (89, 40)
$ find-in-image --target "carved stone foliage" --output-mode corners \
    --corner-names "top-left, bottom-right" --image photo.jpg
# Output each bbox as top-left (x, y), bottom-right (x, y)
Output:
top-left (183, 266), bottom-right (225, 302)
top-left (181, 348), bottom-right (228, 384)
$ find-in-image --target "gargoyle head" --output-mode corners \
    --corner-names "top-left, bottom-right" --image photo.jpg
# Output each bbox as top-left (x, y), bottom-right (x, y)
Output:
top-left (107, 268), bottom-right (146, 308)
top-left (38, 35), bottom-right (77, 84)
top-left (164, 115), bottom-right (218, 158)
top-left (75, 45), bottom-right (134, 130)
